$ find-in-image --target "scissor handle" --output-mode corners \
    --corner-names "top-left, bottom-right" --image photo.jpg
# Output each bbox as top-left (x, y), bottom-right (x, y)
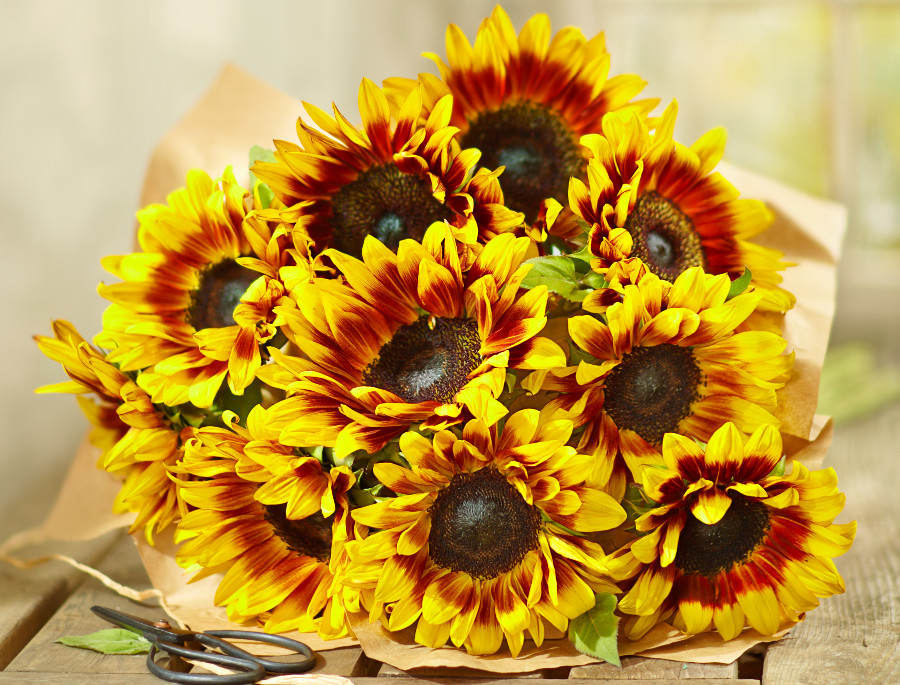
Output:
top-left (202, 630), bottom-right (317, 674)
top-left (147, 631), bottom-right (316, 684)
top-left (147, 642), bottom-right (263, 685)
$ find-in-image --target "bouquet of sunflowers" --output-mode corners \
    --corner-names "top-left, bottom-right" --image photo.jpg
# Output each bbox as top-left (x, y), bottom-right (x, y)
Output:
top-left (34, 6), bottom-right (855, 667)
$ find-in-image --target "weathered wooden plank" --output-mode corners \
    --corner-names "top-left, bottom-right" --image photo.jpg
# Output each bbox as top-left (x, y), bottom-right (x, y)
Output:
top-left (763, 402), bottom-right (900, 683)
top-left (571, 656), bottom-right (739, 679)
top-left (6, 533), bottom-right (158, 674)
top-left (5, 535), bottom-right (381, 679)
top-left (0, 530), bottom-right (122, 670)
top-left (0, 676), bottom-right (167, 684)
top-left (349, 678), bottom-right (759, 685)
top-left (0, 677), bottom-right (759, 685)
top-left (377, 661), bottom-right (548, 678)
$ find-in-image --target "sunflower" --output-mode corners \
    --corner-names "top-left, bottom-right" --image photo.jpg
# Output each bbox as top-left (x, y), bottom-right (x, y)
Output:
top-left (524, 266), bottom-right (794, 497)
top-left (251, 78), bottom-right (522, 259)
top-left (257, 223), bottom-right (566, 457)
top-left (173, 408), bottom-right (360, 639)
top-left (572, 101), bottom-right (795, 314)
top-left (343, 409), bottom-right (626, 656)
top-left (384, 6), bottom-right (656, 225)
top-left (607, 422), bottom-right (855, 641)
top-left (95, 168), bottom-right (291, 409)
top-left (34, 320), bottom-right (191, 543)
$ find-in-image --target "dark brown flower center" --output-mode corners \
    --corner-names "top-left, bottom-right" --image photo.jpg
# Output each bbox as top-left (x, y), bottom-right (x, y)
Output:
top-left (624, 191), bottom-right (706, 282)
top-left (674, 492), bottom-right (771, 577)
top-left (362, 316), bottom-right (481, 403)
top-left (330, 163), bottom-right (451, 258)
top-left (461, 102), bottom-right (583, 225)
top-left (264, 504), bottom-right (333, 563)
top-left (603, 344), bottom-right (702, 445)
top-left (189, 259), bottom-right (258, 330)
top-left (428, 468), bottom-right (541, 580)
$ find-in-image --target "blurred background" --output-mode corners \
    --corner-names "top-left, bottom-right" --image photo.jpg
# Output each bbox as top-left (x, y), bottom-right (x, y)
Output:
top-left (2, 0), bottom-right (899, 535)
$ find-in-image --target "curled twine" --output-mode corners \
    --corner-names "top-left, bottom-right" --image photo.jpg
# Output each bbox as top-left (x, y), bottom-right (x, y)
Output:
top-left (0, 525), bottom-right (175, 617)
top-left (0, 528), bottom-right (355, 683)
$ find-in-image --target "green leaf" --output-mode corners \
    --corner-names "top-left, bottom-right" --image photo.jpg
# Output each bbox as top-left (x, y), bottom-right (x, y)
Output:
top-left (57, 628), bottom-right (151, 655)
top-left (216, 380), bottom-right (264, 425)
top-left (769, 455), bottom-right (787, 478)
top-left (622, 482), bottom-right (656, 521)
top-left (582, 270), bottom-right (607, 290)
top-left (249, 145), bottom-right (277, 209)
top-left (568, 593), bottom-right (620, 667)
top-left (726, 267), bottom-right (752, 299)
top-left (572, 216), bottom-right (593, 237)
top-left (249, 144), bottom-right (276, 168)
top-left (522, 255), bottom-right (575, 284)
top-left (521, 256), bottom-right (587, 302)
top-left (567, 243), bottom-right (594, 263)
top-left (256, 183), bottom-right (275, 210)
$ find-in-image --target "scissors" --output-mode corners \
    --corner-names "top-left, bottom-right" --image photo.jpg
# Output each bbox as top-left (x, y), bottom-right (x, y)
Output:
top-left (91, 605), bottom-right (317, 684)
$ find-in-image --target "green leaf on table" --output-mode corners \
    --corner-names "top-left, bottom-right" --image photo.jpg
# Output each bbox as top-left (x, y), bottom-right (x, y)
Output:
top-left (568, 592), bottom-right (621, 667)
top-left (57, 628), bottom-right (151, 655)
top-left (726, 267), bottom-right (752, 299)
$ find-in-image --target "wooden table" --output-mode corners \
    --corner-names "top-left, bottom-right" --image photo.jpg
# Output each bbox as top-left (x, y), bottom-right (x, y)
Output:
top-left (1, 400), bottom-right (897, 684)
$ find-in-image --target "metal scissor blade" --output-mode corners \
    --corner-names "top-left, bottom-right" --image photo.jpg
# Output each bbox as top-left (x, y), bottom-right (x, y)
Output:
top-left (91, 605), bottom-right (188, 644)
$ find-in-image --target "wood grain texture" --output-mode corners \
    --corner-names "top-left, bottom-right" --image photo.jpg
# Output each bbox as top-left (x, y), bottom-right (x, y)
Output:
top-left (0, 678), bottom-right (760, 685)
top-left (6, 533), bottom-right (159, 674)
top-left (571, 656), bottom-right (739, 679)
top-left (763, 401), bottom-right (900, 683)
top-left (0, 676), bottom-right (167, 684)
top-left (347, 679), bottom-right (759, 685)
top-left (0, 531), bottom-right (121, 670)
top-left (3, 535), bottom-right (379, 680)
top-left (377, 661), bottom-right (549, 678)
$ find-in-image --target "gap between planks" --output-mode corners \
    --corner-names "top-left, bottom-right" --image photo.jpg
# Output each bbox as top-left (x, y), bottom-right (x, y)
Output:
top-left (0, 529), bottom-right (123, 670)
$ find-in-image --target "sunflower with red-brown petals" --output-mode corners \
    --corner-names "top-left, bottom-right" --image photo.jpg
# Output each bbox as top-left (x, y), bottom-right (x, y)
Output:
top-left (35, 321), bottom-right (191, 543)
top-left (606, 422), bottom-right (855, 642)
top-left (571, 101), bottom-right (795, 316)
top-left (524, 266), bottom-right (793, 498)
top-left (384, 6), bottom-right (656, 226)
top-left (257, 224), bottom-right (566, 458)
top-left (343, 410), bottom-right (625, 655)
top-left (251, 79), bottom-right (522, 259)
top-left (173, 407), bottom-right (361, 639)
top-left (95, 168), bottom-right (293, 409)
